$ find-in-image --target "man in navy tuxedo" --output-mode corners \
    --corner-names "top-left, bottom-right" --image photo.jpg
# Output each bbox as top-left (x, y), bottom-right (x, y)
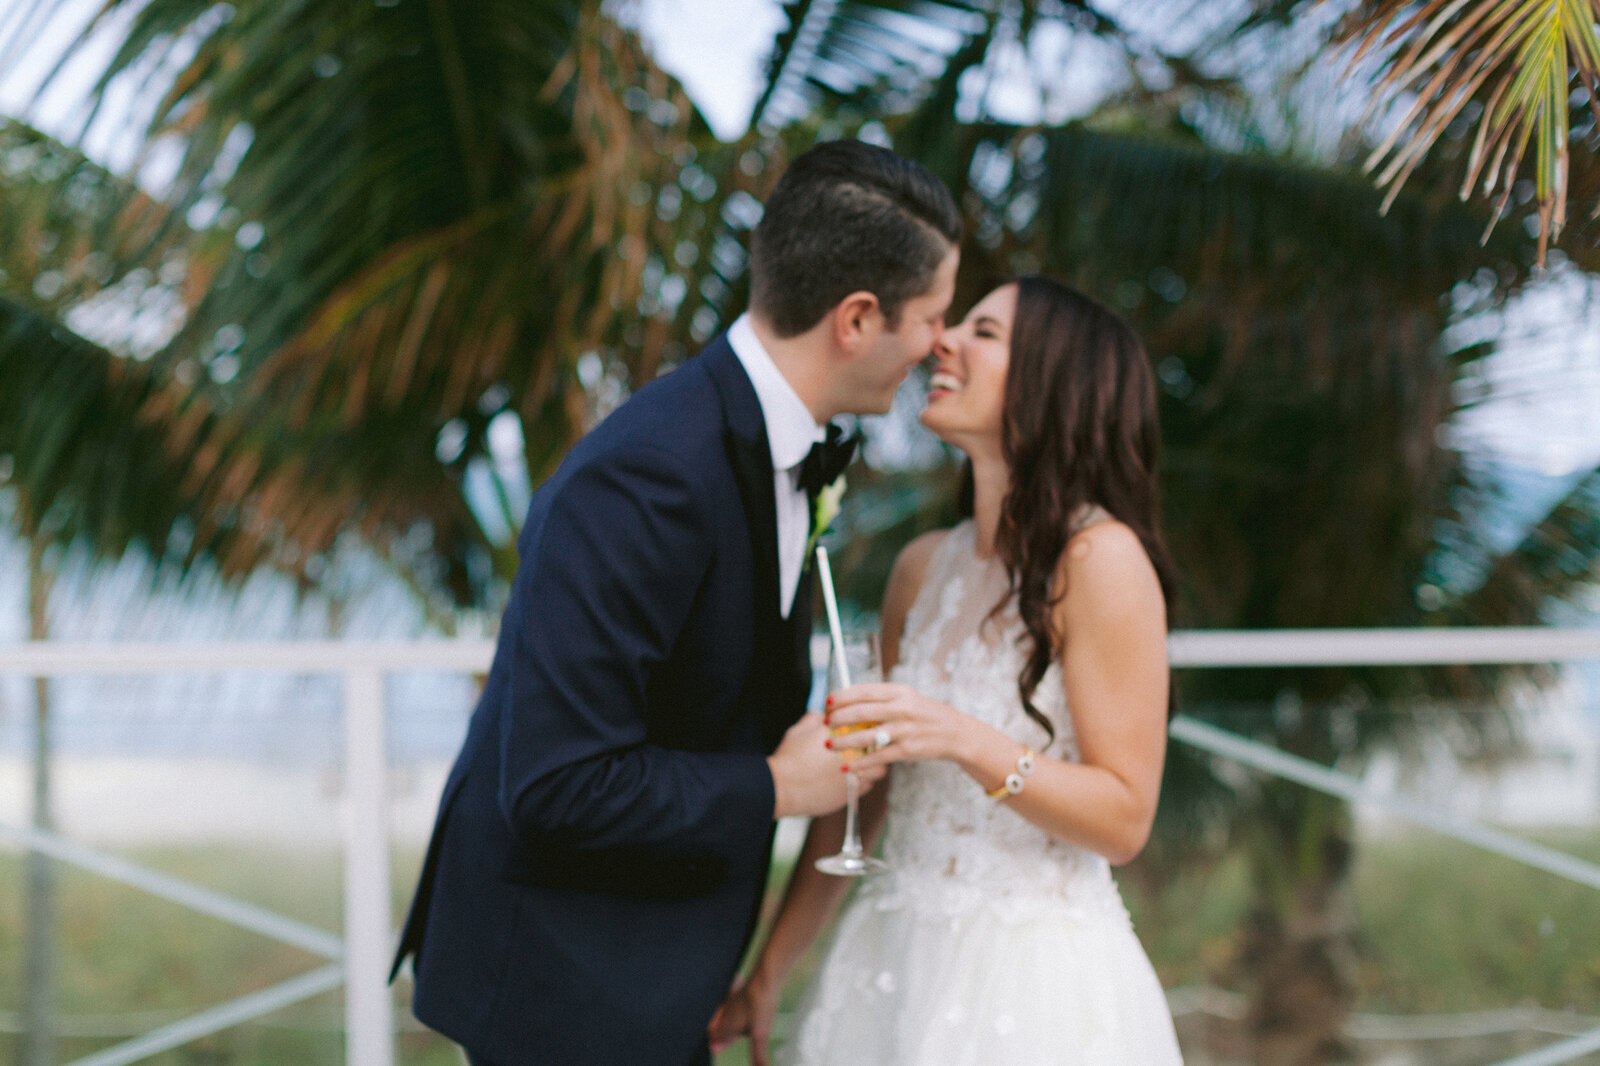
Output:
top-left (391, 140), bottom-right (960, 1066)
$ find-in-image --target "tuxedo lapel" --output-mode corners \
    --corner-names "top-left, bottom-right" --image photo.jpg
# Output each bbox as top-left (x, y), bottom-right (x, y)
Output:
top-left (702, 337), bottom-right (797, 749)
top-left (727, 434), bottom-right (782, 627)
top-left (788, 573), bottom-right (816, 710)
top-left (703, 337), bottom-right (782, 624)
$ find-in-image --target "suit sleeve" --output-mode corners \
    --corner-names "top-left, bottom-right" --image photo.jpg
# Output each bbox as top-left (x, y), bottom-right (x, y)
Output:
top-left (497, 445), bottom-right (776, 863)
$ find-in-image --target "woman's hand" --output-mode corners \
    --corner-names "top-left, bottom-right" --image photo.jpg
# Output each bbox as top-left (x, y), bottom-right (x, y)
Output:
top-left (825, 682), bottom-right (986, 771)
top-left (708, 970), bottom-right (781, 1065)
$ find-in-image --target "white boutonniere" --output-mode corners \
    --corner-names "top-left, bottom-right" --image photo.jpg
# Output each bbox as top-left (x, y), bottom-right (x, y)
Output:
top-left (805, 474), bottom-right (848, 560)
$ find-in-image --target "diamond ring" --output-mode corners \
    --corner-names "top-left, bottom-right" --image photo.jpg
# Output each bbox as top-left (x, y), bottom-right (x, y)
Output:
top-left (873, 727), bottom-right (893, 749)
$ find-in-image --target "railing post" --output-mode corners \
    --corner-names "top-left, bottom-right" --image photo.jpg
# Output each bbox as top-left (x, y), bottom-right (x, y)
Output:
top-left (24, 674), bottom-right (57, 1066)
top-left (343, 668), bottom-right (394, 1066)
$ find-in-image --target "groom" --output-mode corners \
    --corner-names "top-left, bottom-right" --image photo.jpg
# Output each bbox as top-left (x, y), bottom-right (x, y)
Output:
top-left (391, 139), bottom-right (961, 1066)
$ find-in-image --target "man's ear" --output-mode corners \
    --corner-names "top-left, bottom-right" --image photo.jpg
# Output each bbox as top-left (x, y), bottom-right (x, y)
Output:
top-left (830, 291), bottom-right (882, 354)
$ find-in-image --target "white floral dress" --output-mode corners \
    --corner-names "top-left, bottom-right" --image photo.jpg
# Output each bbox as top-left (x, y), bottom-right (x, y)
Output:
top-left (778, 520), bottom-right (1183, 1065)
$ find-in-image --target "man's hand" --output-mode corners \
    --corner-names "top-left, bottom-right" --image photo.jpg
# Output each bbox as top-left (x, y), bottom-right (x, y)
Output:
top-left (708, 971), bottom-right (780, 1065)
top-left (767, 713), bottom-right (885, 819)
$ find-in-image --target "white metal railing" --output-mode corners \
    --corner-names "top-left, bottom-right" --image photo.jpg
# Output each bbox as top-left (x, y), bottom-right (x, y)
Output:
top-left (0, 640), bottom-right (491, 1066)
top-left (0, 628), bottom-right (1598, 1066)
top-left (1174, 628), bottom-right (1600, 1066)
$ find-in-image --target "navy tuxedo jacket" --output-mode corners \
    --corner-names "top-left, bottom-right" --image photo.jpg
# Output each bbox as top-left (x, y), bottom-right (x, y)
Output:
top-left (392, 335), bottom-right (814, 1066)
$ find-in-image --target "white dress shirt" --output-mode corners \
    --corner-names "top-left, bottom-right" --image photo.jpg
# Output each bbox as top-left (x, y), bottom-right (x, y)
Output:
top-left (727, 313), bottom-right (826, 619)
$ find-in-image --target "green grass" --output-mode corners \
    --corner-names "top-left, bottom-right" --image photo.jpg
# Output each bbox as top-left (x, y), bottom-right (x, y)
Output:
top-left (0, 845), bottom-right (459, 1066)
top-left (1117, 828), bottom-right (1600, 1015)
top-left (3, 828), bottom-right (1599, 1065)
top-left (1348, 828), bottom-right (1600, 1014)
top-left (1122, 846), bottom-right (1257, 990)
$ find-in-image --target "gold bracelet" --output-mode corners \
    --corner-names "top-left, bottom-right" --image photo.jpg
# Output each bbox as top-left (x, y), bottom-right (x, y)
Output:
top-left (984, 746), bottom-right (1036, 799)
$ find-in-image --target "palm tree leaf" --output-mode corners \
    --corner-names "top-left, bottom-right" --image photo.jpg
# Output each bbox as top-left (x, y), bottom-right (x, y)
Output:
top-left (1455, 463), bottom-right (1600, 622)
top-left (755, 0), bottom-right (994, 129)
top-left (0, 119), bottom-right (179, 323)
top-left (2, 0), bottom-right (757, 604)
top-left (0, 296), bottom-right (191, 560)
top-left (754, 0), bottom-right (1262, 134)
top-left (1339, 0), bottom-right (1600, 261)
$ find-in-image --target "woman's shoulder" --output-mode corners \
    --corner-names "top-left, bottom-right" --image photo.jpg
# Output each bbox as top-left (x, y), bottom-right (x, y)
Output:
top-left (1067, 510), bottom-right (1142, 553)
top-left (883, 526), bottom-right (958, 618)
top-left (1063, 514), bottom-right (1154, 574)
top-left (897, 526), bottom-right (953, 569)
top-left (1058, 515), bottom-right (1164, 622)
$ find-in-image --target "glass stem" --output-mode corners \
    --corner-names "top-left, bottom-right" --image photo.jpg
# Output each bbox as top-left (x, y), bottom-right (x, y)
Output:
top-left (840, 769), bottom-right (862, 856)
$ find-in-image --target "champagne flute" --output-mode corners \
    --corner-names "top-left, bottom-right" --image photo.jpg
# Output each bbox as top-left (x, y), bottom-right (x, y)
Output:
top-left (815, 630), bottom-right (888, 876)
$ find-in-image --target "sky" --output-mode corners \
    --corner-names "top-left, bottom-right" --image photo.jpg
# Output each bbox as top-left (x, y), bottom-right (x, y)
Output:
top-left (0, 0), bottom-right (780, 144)
top-left (1444, 264), bottom-right (1600, 479)
top-left (632, 0), bottom-right (787, 140)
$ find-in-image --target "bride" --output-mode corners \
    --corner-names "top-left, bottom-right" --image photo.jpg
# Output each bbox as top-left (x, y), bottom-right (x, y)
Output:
top-left (710, 276), bottom-right (1184, 1065)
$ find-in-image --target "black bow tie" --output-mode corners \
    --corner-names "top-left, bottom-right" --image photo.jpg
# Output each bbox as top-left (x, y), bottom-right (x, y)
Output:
top-left (797, 422), bottom-right (858, 498)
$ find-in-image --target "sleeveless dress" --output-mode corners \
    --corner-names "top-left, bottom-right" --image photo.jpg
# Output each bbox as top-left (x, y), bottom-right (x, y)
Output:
top-left (777, 519), bottom-right (1184, 1065)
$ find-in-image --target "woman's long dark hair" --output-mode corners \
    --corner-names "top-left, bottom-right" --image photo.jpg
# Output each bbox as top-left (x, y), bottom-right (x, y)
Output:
top-left (960, 276), bottom-right (1179, 746)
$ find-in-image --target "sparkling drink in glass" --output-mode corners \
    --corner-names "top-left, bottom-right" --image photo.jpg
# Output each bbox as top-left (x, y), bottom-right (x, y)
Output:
top-left (815, 630), bottom-right (888, 876)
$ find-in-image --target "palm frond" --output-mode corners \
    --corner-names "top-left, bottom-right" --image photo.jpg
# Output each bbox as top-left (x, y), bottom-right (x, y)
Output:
top-left (755, 0), bottom-right (992, 129)
top-left (0, 296), bottom-right (190, 560)
top-left (1339, 0), bottom-right (1600, 263)
top-left (1, 1), bottom-right (766, 606)
top-left (755, 0), bottom-right (1256, 135)
top-left (0, 119), bottom-right (178, 325)
top-left (1455, 463), bottom-right (1600, 622)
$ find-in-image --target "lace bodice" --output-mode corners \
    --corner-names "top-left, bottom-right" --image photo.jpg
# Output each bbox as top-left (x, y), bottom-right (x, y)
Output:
top-left (859, 520), bottom-right (1125, 924)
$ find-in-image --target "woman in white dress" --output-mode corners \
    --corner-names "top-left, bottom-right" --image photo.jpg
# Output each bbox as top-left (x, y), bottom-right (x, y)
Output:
top-left (710, 276), bottom-right (1184, 1065)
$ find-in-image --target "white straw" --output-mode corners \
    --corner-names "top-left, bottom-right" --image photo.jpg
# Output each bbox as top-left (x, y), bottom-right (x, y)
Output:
top-left (815, 545), bottom-right (851, 688)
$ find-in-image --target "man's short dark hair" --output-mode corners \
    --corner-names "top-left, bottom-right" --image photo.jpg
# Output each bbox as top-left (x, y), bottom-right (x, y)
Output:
top-left (749, 140), bottom-right (962, 337)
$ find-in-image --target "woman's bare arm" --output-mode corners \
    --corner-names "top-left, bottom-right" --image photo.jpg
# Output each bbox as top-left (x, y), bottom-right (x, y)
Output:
top-left (831, 521), bottom-right (1169, 864)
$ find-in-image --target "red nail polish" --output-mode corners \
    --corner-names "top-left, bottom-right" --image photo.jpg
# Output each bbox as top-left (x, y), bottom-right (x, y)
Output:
top-left (823, 738), bottom-right (833, 749)
top-left (825, 696), bottom-right (834, 707)
top-left (840, 764), bottom-right (850, 773)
